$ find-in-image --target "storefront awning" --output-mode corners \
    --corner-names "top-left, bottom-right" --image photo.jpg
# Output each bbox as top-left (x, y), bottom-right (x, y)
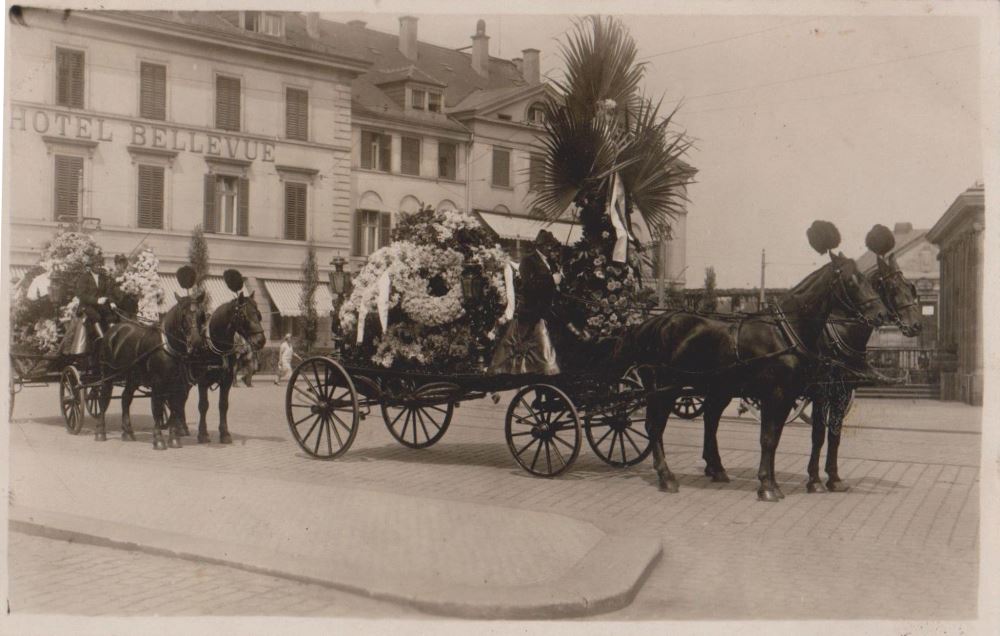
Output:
top-left (262, 280), bottom-right (334, 317)
top-left (474, 211), bottom-right (582, 245)
top-left (158, 275), bottom-right (244, 312)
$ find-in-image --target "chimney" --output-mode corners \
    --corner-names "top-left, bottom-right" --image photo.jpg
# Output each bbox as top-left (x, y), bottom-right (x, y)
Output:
top-left (522, 48), bottom-right (540, 84)
top-left (399, 15), bottom-right (418, 61)
top-left (305, 12), bottom-right (320, 39)
top-left (512, 57), bottom-right (523, 74)
top-left (893, 222), bottom-right (913, 235)
top-left (347, 19), bottom-right (366, 29)
top-left (472, 19), bottom-right (489, 77)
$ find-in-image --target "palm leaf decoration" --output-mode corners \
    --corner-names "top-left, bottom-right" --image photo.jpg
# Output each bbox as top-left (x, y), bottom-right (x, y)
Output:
top-left (532, 16), bottom-right (696, 245)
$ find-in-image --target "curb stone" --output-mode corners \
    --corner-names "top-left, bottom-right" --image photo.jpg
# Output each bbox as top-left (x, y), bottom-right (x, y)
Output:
top-left (9, 505), bottom-right (662, 619)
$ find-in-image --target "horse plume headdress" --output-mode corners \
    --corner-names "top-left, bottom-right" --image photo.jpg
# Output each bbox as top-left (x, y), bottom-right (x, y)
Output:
top-left (864, 224), bottom-right (895, 258)
top-left (176, 266), bottom-right (197, 290)
top-left (806, 220), bottom-right (841, 259)
top-left (223, 269), bottom-right (245, 293)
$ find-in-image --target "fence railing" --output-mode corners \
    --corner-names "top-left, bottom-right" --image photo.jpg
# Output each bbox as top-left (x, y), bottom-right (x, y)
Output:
top-left (867, 347), bottom-right (940, 385)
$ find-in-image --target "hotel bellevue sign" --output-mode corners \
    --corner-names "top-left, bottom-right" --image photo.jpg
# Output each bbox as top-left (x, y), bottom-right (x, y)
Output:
top-left (10, 105), bottom-right (276, 162)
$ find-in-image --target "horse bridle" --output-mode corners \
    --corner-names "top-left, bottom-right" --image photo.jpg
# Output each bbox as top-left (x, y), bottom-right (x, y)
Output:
top-left (830, 266), bottom-right (882, 328)
top-left (204, 296), bottom-right (265, 357)
top-left (164, 298), bottom-right (204, 356)
top-left (870, 268), bottom-right (918, 326)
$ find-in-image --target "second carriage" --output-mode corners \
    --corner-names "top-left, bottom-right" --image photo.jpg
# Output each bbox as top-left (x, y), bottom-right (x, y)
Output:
top-left (284, 356), bottom-right (653, 477)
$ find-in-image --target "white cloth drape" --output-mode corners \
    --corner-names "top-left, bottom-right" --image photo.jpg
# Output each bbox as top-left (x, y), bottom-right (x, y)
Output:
top-left (606, 172), bottom-right (634, 263)
top-left (376, 269), bottom-right (391, 332)
top-left (503, 261), bottom-right (516, 321)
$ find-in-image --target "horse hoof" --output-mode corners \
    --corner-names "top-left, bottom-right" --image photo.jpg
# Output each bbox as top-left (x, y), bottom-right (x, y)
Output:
top-left (168, 438), bottom-right (182, 449)
top-left (197, 434), bottom-right (210, 444)
top-left (94, 431), bottom-right (107, 442)
top-left (757, 488), bottom-right (781, 502)
top-left (659, 478), bottom-right (680, 493)
top-left (711, 470), bottom-right (730, 483)
top-left (121, 431), bottom-right (136, 442)
top-left (776, 485), bottom-right (786, 499)
top-left (219, 433), bottom-right (232, 445)
top-left (179, 426), bottom-right (191, 437)
top-left (826, 479), bottom-right (850, 492)
top-left (153, 440), bottom-right (167, 451)
top-left (806, 480), bottom-right (826, 493)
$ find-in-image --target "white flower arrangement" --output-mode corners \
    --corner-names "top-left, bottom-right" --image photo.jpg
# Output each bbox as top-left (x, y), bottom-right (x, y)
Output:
top-left (116, 248), bottom-right (165, 321)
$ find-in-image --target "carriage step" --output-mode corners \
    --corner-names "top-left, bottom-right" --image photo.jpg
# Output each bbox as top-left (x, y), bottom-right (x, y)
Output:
top-left (856, 384), bottom-right (939, 399)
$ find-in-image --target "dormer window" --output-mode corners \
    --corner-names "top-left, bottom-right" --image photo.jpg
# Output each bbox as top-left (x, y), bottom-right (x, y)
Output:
top-left (497, 114), bottom-right (512, 121)
top-left (242, 11), bottom-right (283, 37)
top-left (428, 92), bottom-right (442, 113)
top-left (411, 88), bottom-right (425, 111)
top-left (527, 102), bottom-right (545, 125)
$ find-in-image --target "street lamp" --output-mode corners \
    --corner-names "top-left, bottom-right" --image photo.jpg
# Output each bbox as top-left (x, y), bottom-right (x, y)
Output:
top-left (460, 266), bottom-right (484, 303)
top-left (329, 255), bottom-right (352, 352)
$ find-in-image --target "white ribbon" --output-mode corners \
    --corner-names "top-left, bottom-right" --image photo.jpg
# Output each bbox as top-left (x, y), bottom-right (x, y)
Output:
top-left (606, 172), bottom-right (634, 263)
top-left (376, 269), bottom-right (391, 332)
top-left (26, 272), bottom-right (51, 300)
top-left (356, 308), bottom-right (366, 344)
top-left (503, 261), bottom-right (516, 321)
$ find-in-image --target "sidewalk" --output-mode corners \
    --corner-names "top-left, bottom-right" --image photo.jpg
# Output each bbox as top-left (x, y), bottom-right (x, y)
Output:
top-left (9, 427), bottom-right (660, 618)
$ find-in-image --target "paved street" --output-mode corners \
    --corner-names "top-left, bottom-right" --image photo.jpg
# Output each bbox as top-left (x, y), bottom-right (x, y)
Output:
top-left (7, 374), bottom-right (982, 619)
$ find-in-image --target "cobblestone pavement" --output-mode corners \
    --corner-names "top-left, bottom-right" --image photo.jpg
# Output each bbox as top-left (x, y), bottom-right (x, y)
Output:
top-left (7, 378), bottom-right (982, 619)
top-left (7, 532), bottom-right (425, 617)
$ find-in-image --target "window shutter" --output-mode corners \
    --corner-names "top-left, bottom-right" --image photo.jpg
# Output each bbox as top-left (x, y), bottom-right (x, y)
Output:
top-left (379, 212), bottom-right (392, 248)
top-left (56, 49), bottom-right (85, 108)
top-left (284, 182), bottom-right (306, 241)
top-left (203, 175), bottom-right (217, 233)
top-left (137, 165), bottom-right (164, 229)
top-left (353, 210), bottom-right (364, 256)
top-left (237, 177), bottom-right (249, 236)
top-left (286, 88), bottom-right (308, 140)
top-left (379, 135), bottom-right (391, 172)
top-left (140, 63), bottom-right (166, 120)
top-left (216, 76), bottom-right (241, 131)
top-left (360, 132), bottom-right (373, 169)
top-left (401, 137), bottom-right (420, 176)
top-left (492, 148), bottom-right (510, 187)
top-left (54, 155), bottom-right (83, 220)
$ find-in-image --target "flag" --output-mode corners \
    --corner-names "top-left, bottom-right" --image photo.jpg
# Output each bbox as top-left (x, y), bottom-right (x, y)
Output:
top-left (606, 173), bottom-right (634, 263)
top-left (376, 269), bottom-right (391, 332)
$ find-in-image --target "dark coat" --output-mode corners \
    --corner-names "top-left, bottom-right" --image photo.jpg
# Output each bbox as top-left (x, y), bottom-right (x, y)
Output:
top-left (515, 251), bottom-right (559, 324)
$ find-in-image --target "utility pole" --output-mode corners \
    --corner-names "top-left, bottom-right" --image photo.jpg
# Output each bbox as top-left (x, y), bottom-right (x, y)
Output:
top-left (759, 249), bottom-right (766, 307)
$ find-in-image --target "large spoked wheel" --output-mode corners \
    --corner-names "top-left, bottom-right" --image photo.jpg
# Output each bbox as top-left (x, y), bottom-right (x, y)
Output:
top-left (585, 378), bottom-right (652, 467)
top-left (505, 384), bottom-right (581, 478)
top-left (60, 366), bottom-right (85, 435)
top-left (380, 380), bottom-right (455, 449)
top-left (285, 357), bottom-right (359, 460)
top-left (672, 388), bottom-right (706, 420)
top-left (85, 384), bottom-right (112, 419)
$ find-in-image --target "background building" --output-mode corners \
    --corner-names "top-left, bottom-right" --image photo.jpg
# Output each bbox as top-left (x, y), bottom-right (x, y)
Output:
top-left (927, 182), bottom-right (984, 406)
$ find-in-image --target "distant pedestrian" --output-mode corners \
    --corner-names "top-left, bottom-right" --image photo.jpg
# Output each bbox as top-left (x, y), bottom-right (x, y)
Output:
top-left (275, 334), bottom-right (294, 384)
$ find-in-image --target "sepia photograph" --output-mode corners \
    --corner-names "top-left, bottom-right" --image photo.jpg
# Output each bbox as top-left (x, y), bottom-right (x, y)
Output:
top-left (1, 0), bottom-right (997, 633)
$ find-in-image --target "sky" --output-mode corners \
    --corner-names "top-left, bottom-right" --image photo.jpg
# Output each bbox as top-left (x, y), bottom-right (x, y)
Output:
top-left (326, 8), bottom-right (984, 288)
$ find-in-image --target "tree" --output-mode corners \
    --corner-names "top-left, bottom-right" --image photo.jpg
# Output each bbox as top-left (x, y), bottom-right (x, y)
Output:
top-left (533, 16), bottom-right (696, 249)
top-left (702, 266), bottom-right (717, 312)
top-left (299, 243), bottom-right (319, 353)
top-left (188, 224), bottom-right (210, 308)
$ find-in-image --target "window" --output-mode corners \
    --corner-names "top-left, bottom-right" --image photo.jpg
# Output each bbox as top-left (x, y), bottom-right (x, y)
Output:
top-left (56, 48), bottom-right (85, 108)
top-left (401, 137), bottom-right (421, 176)
top-left (215, 75), bottom-right (241, 132)
top-left (527, 103), bottom-right (545, 124)
top-left (428, 92), bottom-right (442, 113)
top-left (438, 142), bottom-right (457, 180)
top-left (285, 88), bottom-right (308, 141)
top-left (360, 131), bottom-right (391, 172)
top-left (137, 165), bottom-right (164, 229)
top-left (922, 304), bottom-right (936, 316)
top-left (492, 147), bottom-right (511, 188)
top-left (353, 209), bottom-right (391, 257)
top-left (54, 155), bottom-right (83, 220)
top-left (139, 62), bottom-right (166, 120)
top-left (244, 12), bottom-right (283, 36)
top-left (204, 174), bottom-right (248, 236)
top-left (497, 113), bottom-right (512, 121)
top-left (529, 153), bottom-right (545, 192)
top-left (284, 182), bottom-right (307, 240)
top-left (411, 89), bottom-right (425, 111)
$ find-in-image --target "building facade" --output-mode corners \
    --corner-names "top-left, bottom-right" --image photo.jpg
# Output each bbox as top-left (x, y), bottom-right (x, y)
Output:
top-left (927, 182), bottom-right (984, 406)
top-left (6, 9), bottom-right (368, 345)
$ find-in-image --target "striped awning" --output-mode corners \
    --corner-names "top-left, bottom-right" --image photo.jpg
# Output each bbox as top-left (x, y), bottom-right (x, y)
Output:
top-left (474, 211), bottom-right (582, 245)
top-left (9, 265), bottom-right (31, 285)
top-left (159, 275), bottom-right (243, 312)
top-left (263, 279), bottom-right (334, 317)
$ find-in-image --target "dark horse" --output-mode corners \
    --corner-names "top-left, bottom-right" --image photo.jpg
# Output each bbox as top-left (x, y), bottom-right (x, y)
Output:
top-left (803, 226), bottom-right (923, 492)
top-left (611, 222), bottom-right (887, 501)
top-left (95, 282), bottom-right (207, 450)
top-left (183, 270), bottom-right (266, 444)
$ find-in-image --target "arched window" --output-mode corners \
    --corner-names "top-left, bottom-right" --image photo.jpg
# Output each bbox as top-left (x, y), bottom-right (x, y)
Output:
top-left (526, 102), bottom-right (545, 125)
top-left (437, 199), bottom-right (457, 212)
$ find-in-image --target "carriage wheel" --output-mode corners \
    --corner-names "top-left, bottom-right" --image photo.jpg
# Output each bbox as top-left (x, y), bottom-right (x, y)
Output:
top-left (285, 357), bottom-right (358, 460)
top-left (59, 366), bottom-right (85, 435)
top-left (585, 377), bottom-right (652, 467)
top-left (381, 381), bottom-right (455, 449)
top-left (505, 384), bottom-right (581, 478)
top-left (672, 389), bottom-right (706, 420)
top-left (85, 384), bottom-right (113, 419)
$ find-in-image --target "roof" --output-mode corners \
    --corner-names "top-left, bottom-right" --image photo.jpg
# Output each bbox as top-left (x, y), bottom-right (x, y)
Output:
top-left (370, 65), bottom-right (447, 88)
top-left (855, 225), bottom-right (930, 273)
top-left (449, 85), bottom-right (545, 115)
top-left (927, 182), bottom-right (986, 244)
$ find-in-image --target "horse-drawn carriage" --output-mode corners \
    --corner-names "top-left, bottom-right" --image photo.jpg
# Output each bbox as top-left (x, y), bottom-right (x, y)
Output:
top-left (9, 346), bottom-right (116, 432)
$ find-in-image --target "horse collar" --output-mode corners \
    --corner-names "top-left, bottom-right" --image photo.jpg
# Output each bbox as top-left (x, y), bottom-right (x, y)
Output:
top-left (161, 331), bottom-right (184, 358)
top-left (823, 323), bottom-right (867, 360)
top-left (770, 302), bottom-right (809, 355)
